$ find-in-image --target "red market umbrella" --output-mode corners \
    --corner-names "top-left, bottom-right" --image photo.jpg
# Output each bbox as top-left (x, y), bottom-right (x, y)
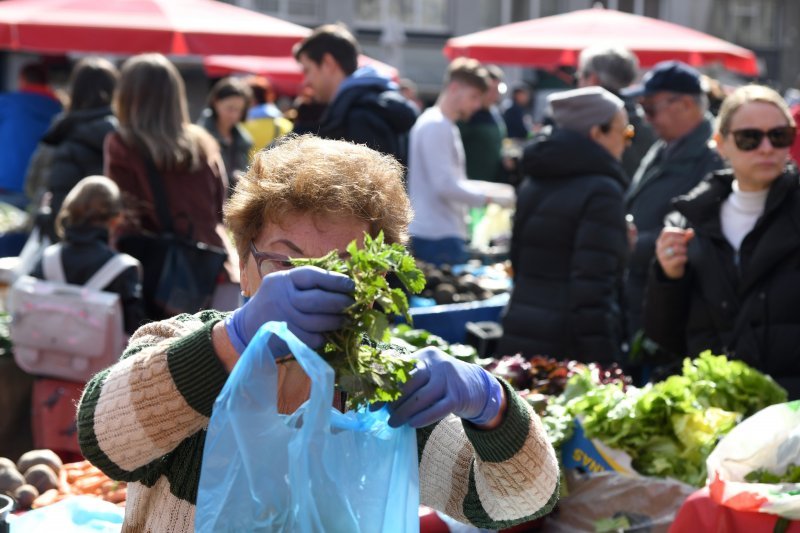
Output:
top-left (0, 0), bottom-right (311, 56)
top-left (203, 54), bottom-right (400, 96)
top-left (443, 7), bottom-right (759, 76)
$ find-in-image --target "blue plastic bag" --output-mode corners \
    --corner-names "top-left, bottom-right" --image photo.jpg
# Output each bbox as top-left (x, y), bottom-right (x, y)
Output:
top-left (10, 495), bottom-right (124, 532)
top-left (196, 322), bottom-right (419, 533)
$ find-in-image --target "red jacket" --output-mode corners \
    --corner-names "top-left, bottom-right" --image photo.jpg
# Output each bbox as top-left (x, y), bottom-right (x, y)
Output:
top-left (104, 131), bottom-right (226, 249)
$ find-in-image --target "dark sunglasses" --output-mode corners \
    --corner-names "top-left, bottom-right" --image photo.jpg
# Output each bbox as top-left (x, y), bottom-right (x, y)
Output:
top-left (730, 126), bottom-right (796, 151)
top-left (249, 240), bottom-right (293, 277)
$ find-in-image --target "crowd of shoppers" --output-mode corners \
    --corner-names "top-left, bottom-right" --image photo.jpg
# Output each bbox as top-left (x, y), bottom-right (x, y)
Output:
top-left (2, 19), bottom-right (800, 532)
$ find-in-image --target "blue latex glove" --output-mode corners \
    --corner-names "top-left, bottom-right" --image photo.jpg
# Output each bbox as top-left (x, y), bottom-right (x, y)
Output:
top-left (225, 266), bottom-right (355, 356)
top-left (387, 348), bottom-right (504, 428)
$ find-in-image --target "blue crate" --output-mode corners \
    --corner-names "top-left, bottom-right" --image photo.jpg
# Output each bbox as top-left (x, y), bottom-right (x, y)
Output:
top-left (405, 293), bottom-right (509, 344)
top-left (0, 232), bottom-right (29, 258)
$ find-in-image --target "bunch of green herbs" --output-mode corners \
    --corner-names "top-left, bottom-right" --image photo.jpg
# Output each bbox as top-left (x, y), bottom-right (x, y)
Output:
top-left (745, 464), bottom-right (800, 484)
top-left (290, 232), bottom-right (425, 409)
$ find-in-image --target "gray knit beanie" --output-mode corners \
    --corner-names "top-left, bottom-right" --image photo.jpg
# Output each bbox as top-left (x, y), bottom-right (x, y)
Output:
top-left (548, 86), bottom-right (624, 135)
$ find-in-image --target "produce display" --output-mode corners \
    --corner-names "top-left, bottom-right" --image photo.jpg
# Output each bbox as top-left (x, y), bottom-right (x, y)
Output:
top-left (416, 261), bottom-right (509, 305)
top-left (389, 324), bottom-right (477, 363)
top-left (480, 354), bottom-right (630, 396)
top-left (560, 352), bottom-right (787, 486)
top-left (290, 232), bottom-right (425, 409)
top-left (0, 202), bottom-right (27, 233)
top-left (0, 450), bottom-right (125, 510)
top-left (745, 464), bottom-right (800, 484)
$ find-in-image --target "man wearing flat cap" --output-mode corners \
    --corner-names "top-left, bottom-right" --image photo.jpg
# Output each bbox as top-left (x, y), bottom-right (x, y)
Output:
top-left (623, 61), bottom-right (724, 348)
top-left (498, 86), bottom-right (631, 363)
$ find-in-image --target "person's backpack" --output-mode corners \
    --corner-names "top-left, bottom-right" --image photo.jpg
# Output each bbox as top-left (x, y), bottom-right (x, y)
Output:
top-left (9, 244), bottom-right (141, 382)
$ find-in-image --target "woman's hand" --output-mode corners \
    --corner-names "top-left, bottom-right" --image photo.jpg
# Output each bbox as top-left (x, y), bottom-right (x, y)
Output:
top-left (387, 348), bottom-right (506, 429)
top-left (655, 227), bottom-right (695, 280)
top-left (224, 266), bottom-right (355, 356)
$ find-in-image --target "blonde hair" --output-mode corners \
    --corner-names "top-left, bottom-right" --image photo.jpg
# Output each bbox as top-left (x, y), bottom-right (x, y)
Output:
top-left (716, 84), bottom-right (796, 135)
top-left (115, 53), bottom-right (217, 172)
top-left (224, 135), bottom-right (412, 261)
top-left (56, 176), bottom-right (122, 239)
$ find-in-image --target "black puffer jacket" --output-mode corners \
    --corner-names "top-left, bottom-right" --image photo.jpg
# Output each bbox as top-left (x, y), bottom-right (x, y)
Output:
top-left (31, 226), bottom-right (145, 335)
top-left (42, 107), bottom-right (117, 239)
top-left (498, 129), bottom-right (629, 363)
top-left (644, 168), bottom-right (800, 398)
top-left (317, 72), bottom-right (418, 166)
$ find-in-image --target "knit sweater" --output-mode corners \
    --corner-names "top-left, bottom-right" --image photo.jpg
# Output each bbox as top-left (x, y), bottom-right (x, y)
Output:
top-left (77, 311), bottom-right (559, 532)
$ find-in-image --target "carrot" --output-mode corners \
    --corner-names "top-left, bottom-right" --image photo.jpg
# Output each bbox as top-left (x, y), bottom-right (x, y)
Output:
top-left (32, 489), bottom-right (67, 509)
top-left (103, 486), bottom-right (127, 504)
top-left (73, 474), bottom-right (108, 494)
top-left (58, 465), bottom-right (73, 495)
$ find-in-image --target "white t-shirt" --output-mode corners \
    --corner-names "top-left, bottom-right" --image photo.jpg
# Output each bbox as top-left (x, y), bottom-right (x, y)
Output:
top-left (720, 180), bottom-right (768, 252)
top-left (407, 106), bottom-right (492, 240)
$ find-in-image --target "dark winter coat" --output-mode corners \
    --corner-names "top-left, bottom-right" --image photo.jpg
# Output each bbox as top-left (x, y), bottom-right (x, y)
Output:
top-left (316, 69), bottom-right (418, 166)
top-left (625, 118), bottom-right (724, 335)
top-left (643, 168), bottom-right (800, 398)
top-left (41, 107), bottom-right (117, 240)
top-left (31, 226), bottom-right (145, 335)
top-left (498, 129), bottom-right (629, 363)
top-left (620, 96), bottom-right (656, 178)
top-left (196, 109), bottom-right (252, 192)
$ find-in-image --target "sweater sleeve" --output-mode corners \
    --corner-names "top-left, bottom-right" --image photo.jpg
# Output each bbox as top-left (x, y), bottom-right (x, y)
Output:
top-left (416, 121), bottom-right (488, 207)
top-left (76, 311), bottom-right (229, 482)
top-left (416, 379), bottom-right (559, 529)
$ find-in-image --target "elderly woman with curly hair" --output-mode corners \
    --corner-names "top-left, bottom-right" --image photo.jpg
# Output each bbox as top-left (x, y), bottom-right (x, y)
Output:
top-left (77, 135), bottom-right (559, 532)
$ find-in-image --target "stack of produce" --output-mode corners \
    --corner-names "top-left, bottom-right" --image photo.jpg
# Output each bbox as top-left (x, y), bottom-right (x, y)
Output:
top-left (478, 354), bottom-right (631, 449)
top-left (416, 261), bottom-right (509, 305)
top-left (390, 324), bottom-right (478, 363)
top-left (557, 352), bottom-right (787, 486)
top-left (0, 450), bottom-right (125, 510)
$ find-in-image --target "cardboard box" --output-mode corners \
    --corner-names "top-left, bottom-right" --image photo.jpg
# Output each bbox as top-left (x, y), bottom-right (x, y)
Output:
top-left (31, 377), bottom-right (83, 456)
top-left (560, 417), bottom-right (636, 475)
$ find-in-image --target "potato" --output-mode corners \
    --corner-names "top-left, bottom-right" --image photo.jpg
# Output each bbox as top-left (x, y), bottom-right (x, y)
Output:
top-left (23, 464), bottom-right (58, 494)
top-left (0, 457), bottom-right (16, 472)
top-left (0, 468), bottom-right (24, 496)
top-left (13, 483), bottom-right (39, 509)
top-left (17, 450), bottom-right (62, 477)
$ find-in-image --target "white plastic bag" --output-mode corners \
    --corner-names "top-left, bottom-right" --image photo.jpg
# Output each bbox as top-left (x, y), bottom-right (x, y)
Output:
top-left (706, 400), bottom-right (800, 519)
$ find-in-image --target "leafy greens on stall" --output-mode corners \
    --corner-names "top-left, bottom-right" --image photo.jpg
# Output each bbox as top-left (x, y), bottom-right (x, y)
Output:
top-left (562, 352), bottom-right (787, 486)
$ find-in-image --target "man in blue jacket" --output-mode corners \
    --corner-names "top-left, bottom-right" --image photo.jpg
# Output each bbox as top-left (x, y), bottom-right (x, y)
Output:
top-left (0, 63), bottom-right (62, 208)
top-left (293, 24), bottom-right (418, 166)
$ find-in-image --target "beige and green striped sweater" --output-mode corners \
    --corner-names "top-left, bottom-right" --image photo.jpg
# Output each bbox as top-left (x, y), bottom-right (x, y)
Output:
top-left (77, 311), bottom-right (559, 532)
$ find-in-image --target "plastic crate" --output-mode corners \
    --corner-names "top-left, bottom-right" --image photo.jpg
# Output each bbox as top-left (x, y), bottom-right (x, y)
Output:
top-left (406, 293), bottom-right (508, 344)
top-left (31, 377), bottom-right (84, 457)
top-left (0, 232), bottom-right (28, 258)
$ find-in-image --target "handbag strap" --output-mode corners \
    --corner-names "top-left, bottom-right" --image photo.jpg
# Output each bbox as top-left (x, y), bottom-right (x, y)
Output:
top-left (85, 254), bottom-right (142, 291)
top-left (140, 152), bottom-right (175, 234)
top-left (42, 244), bottom-right (67, 283)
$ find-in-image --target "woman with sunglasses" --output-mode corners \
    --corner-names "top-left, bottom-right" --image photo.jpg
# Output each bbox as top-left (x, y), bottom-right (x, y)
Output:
top-left (498, 87), bottom-right (633, 363)
top-left (644, 85), bottom-right (800, 397)
top-left (76, 135), bottom-right (559, 532)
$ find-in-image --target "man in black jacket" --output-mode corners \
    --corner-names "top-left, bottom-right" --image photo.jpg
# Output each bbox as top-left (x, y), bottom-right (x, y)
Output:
top-left (293, 24), bottom-right (418, 166)
top-left (623, 61), bottom-right (724, 341)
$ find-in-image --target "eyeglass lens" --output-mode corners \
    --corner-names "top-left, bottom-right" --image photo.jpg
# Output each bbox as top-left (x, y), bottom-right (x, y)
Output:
top-left (731, 126), bottom-right (796, 151)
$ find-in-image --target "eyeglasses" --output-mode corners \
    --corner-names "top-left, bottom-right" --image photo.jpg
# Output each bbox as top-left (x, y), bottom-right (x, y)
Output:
top-left (641, 96), bottom-right (681, 118)
top-left (249, 240), bottom-right (293, 277)
top-left (729, 126), bottom-right (796, 151)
